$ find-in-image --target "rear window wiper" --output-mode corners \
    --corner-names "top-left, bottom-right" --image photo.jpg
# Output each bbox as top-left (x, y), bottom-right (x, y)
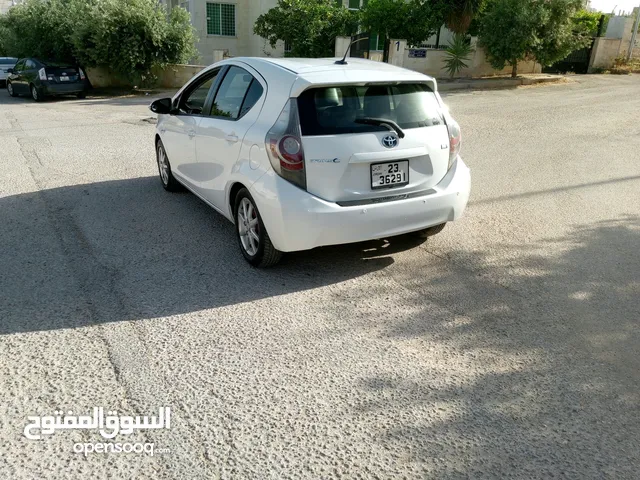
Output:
top-left (354, 117), bottom-right (405, 138)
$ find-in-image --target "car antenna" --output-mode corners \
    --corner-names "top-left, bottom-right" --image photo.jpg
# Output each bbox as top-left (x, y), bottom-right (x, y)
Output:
top-left (334, 36), bottom-right (369, 65)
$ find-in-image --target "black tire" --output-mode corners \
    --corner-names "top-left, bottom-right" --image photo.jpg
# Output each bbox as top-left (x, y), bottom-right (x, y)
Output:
top-left (31, 84), bottom-right (43, 102)
top-left (7, 81), bottom-right (17, 97)
top-left (76, 91), bottom-right (86, 99)
top-left (412, 223), bottom-right (447, 239)
top-left (234, 188), bottom-right (282, 268)
top-left (156, 139), bottom-right (182, 192)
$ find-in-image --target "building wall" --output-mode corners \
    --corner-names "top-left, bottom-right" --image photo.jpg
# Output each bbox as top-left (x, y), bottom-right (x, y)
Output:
top-left (0, 0), bottom-right (17, 14)
top-left (164, 0), bottom-right (284, 65)
top-left (589, 15), bottom-right (640, 71)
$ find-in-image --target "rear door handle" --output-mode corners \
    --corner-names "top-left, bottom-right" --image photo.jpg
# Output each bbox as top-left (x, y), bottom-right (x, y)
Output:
top-left (225, 133), bottom-right (239, 143)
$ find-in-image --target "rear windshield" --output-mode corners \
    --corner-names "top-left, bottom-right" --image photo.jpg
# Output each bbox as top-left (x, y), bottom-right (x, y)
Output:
top-left (0, 58), bottom-right (17, 65)
top-left (297, 83), bottom-right (443, 136)
top-left (40, 61), bottom-right (75, 68)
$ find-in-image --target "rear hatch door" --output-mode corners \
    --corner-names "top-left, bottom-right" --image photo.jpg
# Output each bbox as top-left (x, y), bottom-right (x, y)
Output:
top-left (44, 64), bottom-right (82, 83)
top-left (297, 83), bottom-right (450, 204)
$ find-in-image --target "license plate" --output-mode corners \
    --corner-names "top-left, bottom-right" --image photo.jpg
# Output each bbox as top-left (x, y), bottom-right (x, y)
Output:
top-left (60, 76), bottom-right (69, 81)
top-left (371, 161), bottom-right (409, 189)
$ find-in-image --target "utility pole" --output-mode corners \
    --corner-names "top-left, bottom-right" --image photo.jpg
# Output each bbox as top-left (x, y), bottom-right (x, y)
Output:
top-left (628, 5), bottom-right (640, 62)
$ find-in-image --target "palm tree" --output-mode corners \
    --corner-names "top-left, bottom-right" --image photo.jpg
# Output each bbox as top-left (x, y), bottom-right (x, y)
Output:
top-left (444, 0), bottom-right (485, 34)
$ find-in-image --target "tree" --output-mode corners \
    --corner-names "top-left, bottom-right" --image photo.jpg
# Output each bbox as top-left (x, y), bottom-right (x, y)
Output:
top-left (361, 0), bottom-right (444, 47)
top-left (479, 0), bottom-right (590, 78)
top-left (439, 0), bottom-right (487, 34)
top-left (0, 0), bottom-right (197, 83)
top-left (254, 0), bottom-right (360, 58)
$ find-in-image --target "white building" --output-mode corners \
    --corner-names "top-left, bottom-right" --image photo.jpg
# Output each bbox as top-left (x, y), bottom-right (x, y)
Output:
top-left (162, 0), bottom-right (396, 64)
top-left (0, 0), bottom-right (20, 14)
top-left (163, 0), bottom-right (285, 64)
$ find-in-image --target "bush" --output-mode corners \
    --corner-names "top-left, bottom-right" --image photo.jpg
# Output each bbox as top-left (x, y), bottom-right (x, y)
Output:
top-left (0, 0), bottom-right (197, 84)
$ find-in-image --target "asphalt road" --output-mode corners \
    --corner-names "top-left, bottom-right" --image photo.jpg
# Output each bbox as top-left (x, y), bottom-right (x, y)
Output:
top-left (1, 75), bottom-right (639, 479)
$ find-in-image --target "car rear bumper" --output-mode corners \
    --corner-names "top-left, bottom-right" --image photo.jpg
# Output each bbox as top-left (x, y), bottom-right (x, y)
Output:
top-left (250, 157), bottom-right (471, 252)
top-left (41, 83), bottom-right (86, 95)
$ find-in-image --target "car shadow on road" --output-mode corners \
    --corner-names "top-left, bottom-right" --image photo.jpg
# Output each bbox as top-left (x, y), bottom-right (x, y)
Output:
top-left (340, 215), bottom-right (640, 477)
top-left (0, 175), bottom-right (431, 336)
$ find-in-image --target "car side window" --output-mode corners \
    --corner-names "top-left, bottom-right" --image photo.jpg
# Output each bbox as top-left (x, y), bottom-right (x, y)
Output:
top-left (14, 60), bottom-right (25, 72)
top-left (25, 60), bottom-right (36, 70)
top-left (178, 69), bottom-right (220, 115)
top-left (211, 66), bottom-right (257, 120)
top-left (239, 79), bottom-right (264, 118)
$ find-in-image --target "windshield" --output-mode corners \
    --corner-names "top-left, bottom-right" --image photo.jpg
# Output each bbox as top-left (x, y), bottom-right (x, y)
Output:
top-left (297, 83), bottom-right (443, 136)
top-left (40, 60), bottom-right (75, 68)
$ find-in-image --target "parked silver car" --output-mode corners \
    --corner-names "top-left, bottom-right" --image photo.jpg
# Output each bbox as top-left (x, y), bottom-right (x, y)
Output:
top-left (0, 57), bottom-right (18, 87)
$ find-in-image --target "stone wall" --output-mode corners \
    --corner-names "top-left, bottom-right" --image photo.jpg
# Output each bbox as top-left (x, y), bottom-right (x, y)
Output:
top-left (86, 64), bottom-right (207, 89)
top-left (403, 45), bottom-right (540, 79)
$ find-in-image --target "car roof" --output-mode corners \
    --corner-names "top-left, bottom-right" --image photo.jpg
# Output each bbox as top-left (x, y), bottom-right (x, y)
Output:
top-left (243, 56), bottom-right (432, 78)
top-left (229, 57), bottom-right (437, 95)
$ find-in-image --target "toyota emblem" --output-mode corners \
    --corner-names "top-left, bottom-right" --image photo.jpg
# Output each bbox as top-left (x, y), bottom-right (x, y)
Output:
top-left (382, 134), bottom-right (399, 148)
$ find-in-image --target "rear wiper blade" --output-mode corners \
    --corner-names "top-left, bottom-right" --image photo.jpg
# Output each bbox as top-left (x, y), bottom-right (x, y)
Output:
top-left (354, 117), bottom-right (405, 138)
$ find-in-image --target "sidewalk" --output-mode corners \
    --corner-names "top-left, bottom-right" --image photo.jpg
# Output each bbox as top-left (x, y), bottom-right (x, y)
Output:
top-left (437, 74), bottom-right (567, 92)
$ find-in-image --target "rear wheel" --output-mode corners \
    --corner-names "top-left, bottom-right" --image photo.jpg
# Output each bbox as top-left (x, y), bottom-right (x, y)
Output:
top-left (31, 84), bottom-right (43, 102)
top-left (7, 81), bottom-right (17, 97)
top-left (234, 188), bottom-right (282, 268)
top-left (76, 92), bottom-right (86, 99)
top-left (412, 223), bottom-right (447, 239)
top-left (156, 139), bottom-right (181, 192)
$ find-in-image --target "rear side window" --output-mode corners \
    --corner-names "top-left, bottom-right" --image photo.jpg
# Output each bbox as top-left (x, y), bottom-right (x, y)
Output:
top-left (297, 84), bottom-right (443, 136)
top-left (212, 66), bottom-right (260, 119)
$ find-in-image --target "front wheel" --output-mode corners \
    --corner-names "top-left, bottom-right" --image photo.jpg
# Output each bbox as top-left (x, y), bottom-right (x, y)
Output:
top-left (31, 84), bottom-right (43, 102)
top-left (234, 188), bottom-right (282, 268)
top-left (7, 81), bottom-right (17, 97)
top-left (156, 139), bottom-right (181, 192)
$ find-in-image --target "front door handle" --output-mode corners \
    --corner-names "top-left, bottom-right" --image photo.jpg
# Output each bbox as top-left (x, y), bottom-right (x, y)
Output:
top-left (188, 130), bottom-right (196, 139)
top-left (225, 133), bottom-right (239, 143)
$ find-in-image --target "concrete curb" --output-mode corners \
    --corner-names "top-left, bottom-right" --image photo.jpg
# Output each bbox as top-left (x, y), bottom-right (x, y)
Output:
top-left (438, 75), bottom-right (565, 92)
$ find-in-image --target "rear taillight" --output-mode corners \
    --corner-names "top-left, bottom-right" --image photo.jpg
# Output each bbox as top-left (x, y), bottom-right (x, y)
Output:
top-left (38, 68), bottom-right (47, 81)
top-left (79, 68), bottom-right (86, 80)
top-left (265, 99), bottom-right (306, 190)
top-left (445, 115), bottom-right (461, 170)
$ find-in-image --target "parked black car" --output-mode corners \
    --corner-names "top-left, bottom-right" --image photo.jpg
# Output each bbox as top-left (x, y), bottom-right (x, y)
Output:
top-left (6, 58), bottom-right (88, 101)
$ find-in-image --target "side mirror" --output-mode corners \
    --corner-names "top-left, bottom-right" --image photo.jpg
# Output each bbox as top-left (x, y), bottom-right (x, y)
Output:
top-left (7, 68), bottom-right (14, 74)
top-left (150, 97), bottom-right (173, 115)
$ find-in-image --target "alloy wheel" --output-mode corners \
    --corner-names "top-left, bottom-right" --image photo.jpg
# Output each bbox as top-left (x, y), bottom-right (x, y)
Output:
top-left (237, 197), bottom-right (260, 257)
top-left (157, 145), bottom-right (169, 186)
top-left (7, 82), bottom-right (13, 96)
top-left (31, 86), bottom-right (38, 101)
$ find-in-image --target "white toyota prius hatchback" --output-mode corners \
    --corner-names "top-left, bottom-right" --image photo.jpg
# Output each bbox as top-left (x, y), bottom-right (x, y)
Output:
top-left (150, 57), bottom-right (471, 267)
